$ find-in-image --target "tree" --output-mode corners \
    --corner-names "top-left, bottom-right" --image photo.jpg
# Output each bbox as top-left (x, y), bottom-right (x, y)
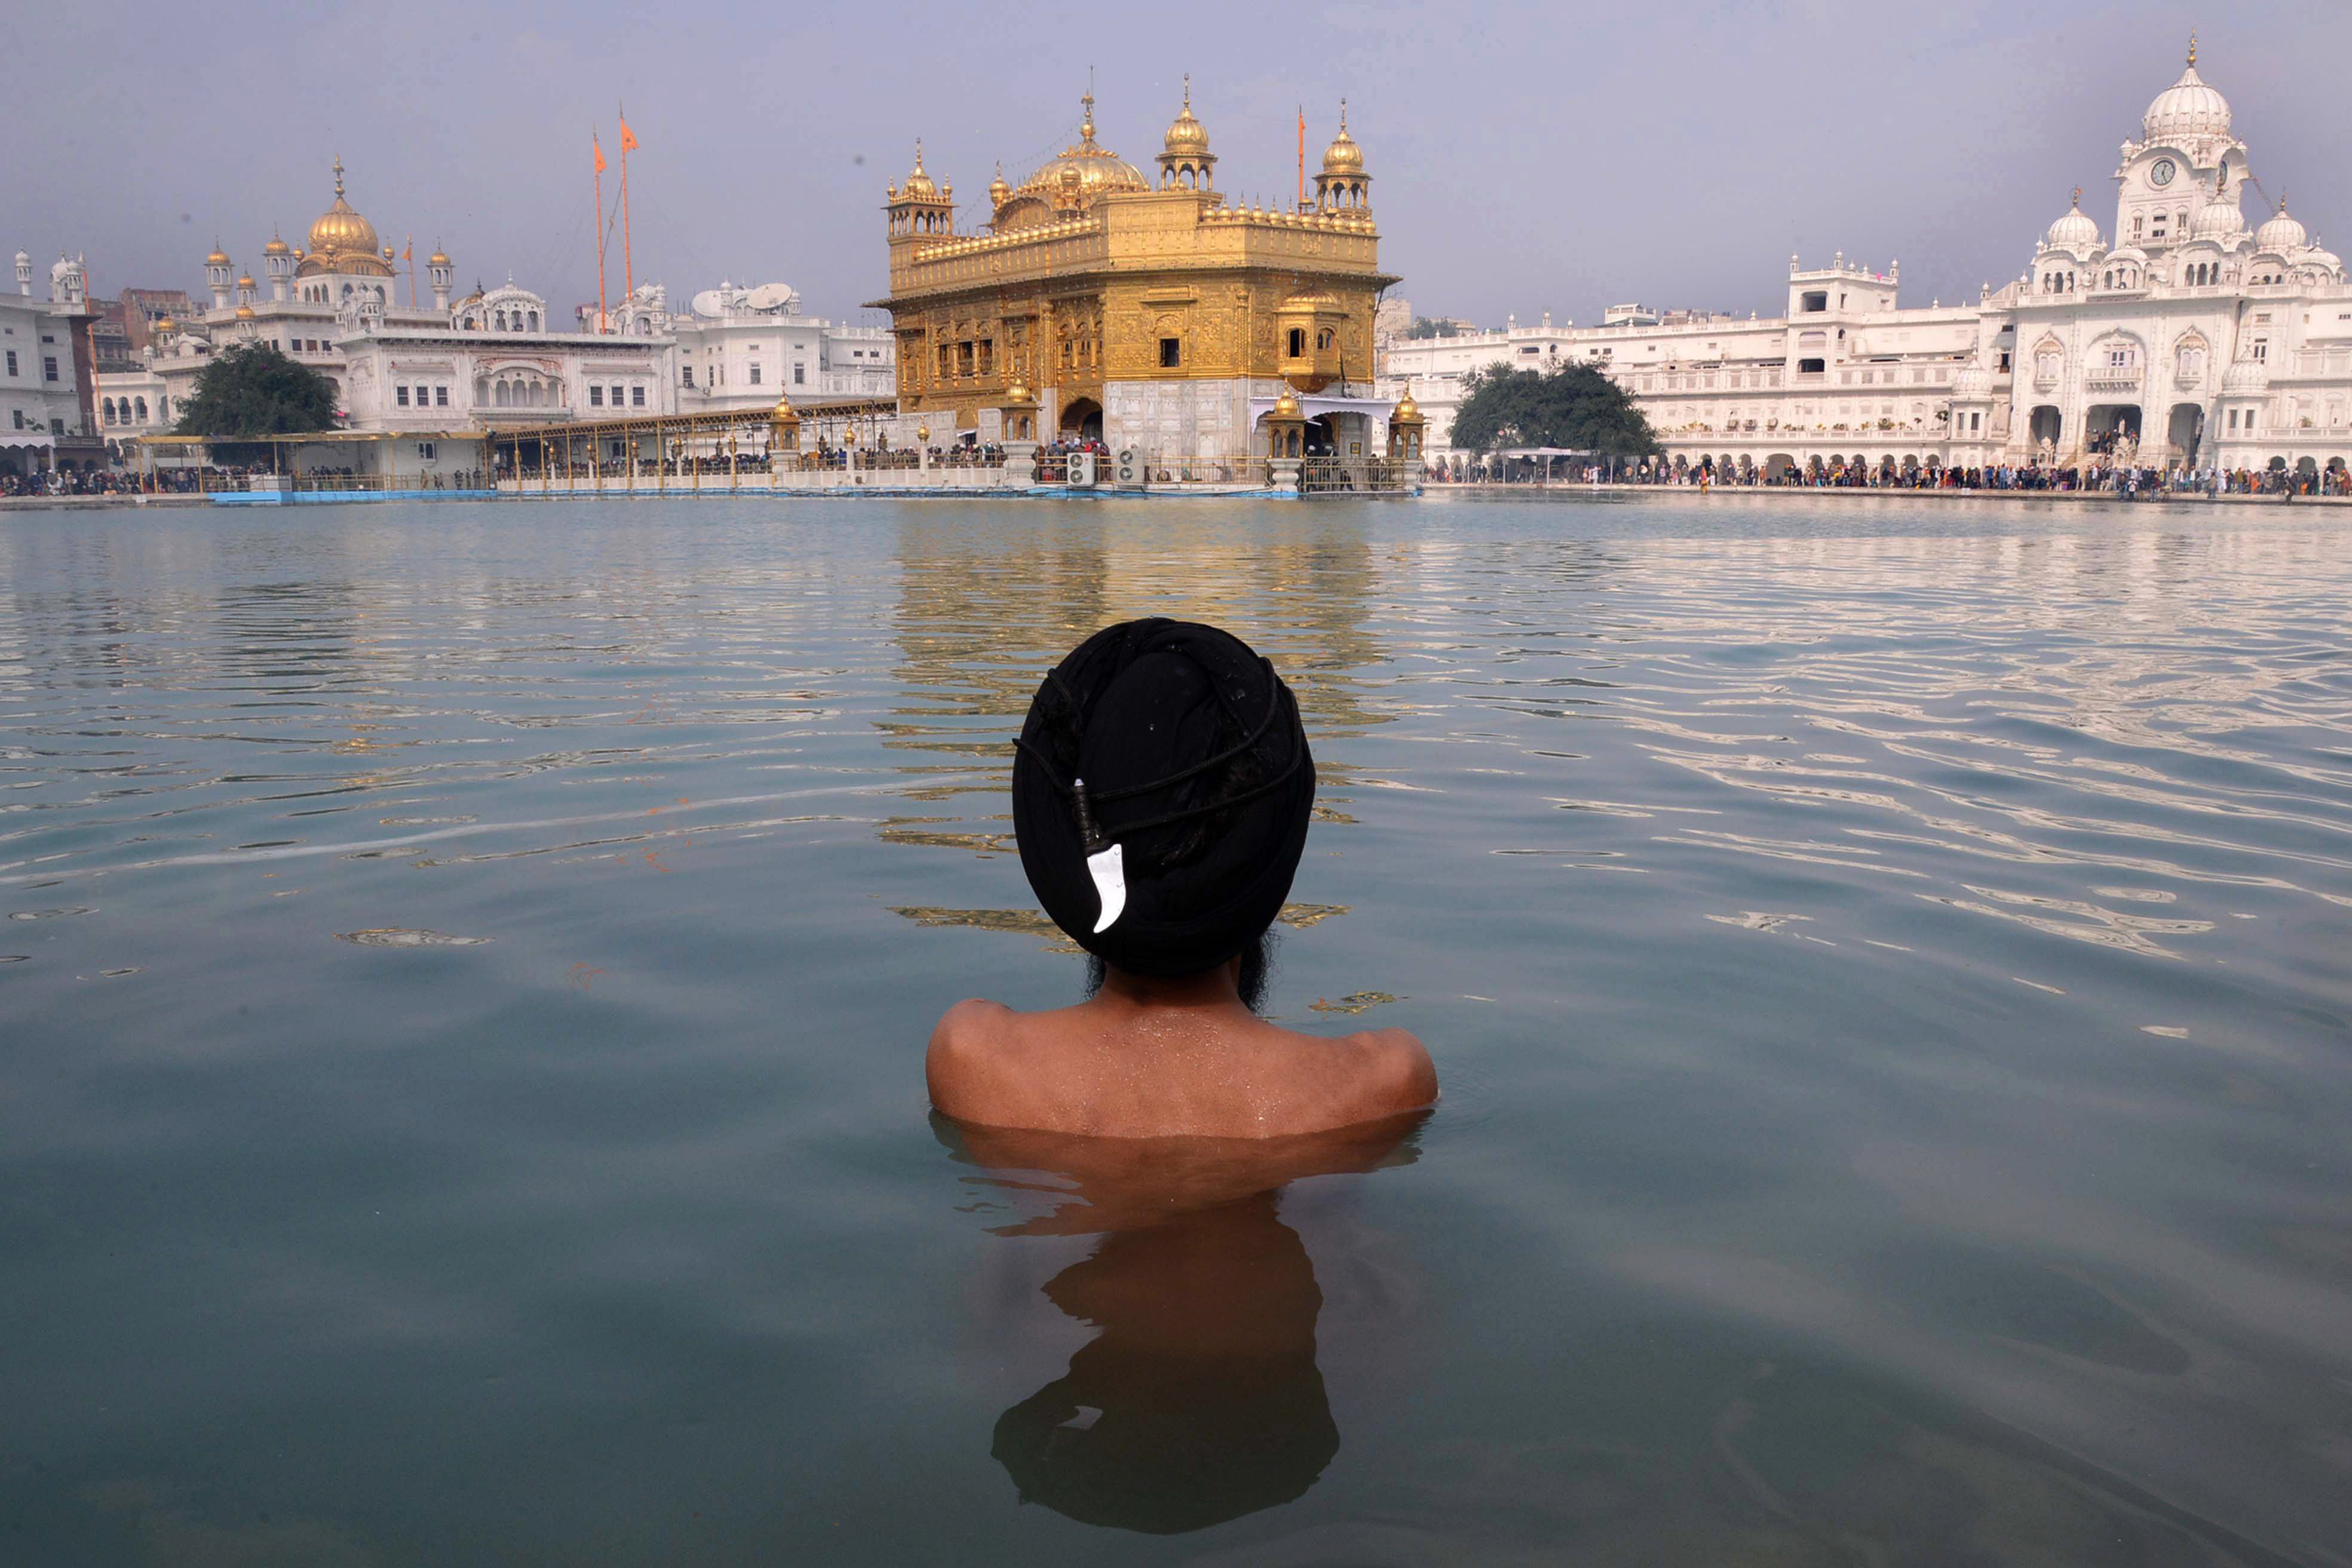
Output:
top-left (172, 344), bottom-right (341, 453)
top-left (1449, 362), bottom-right (1660, 457)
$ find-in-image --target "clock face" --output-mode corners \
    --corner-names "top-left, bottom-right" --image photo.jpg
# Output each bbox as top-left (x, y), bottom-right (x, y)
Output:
top-left (2151, 158), bottom-right (2177, 187)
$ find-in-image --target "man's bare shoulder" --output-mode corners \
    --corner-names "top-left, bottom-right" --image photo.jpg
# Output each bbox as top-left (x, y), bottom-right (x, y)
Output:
top-left (925, 998), bottom-right (1093, 1127)
top-left (1254, 1019), bottom-right (1439, 1122)
top-left (925, 999), bottom-right (1019, 1124)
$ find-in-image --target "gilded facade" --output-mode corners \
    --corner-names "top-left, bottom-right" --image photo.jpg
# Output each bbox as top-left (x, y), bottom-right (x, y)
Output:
top-left (870, 88), bottom-right (1401, 463)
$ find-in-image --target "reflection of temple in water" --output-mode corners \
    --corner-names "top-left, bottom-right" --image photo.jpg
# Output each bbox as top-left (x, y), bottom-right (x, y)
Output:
top-left (882, 511), bottom-right (1397, 764)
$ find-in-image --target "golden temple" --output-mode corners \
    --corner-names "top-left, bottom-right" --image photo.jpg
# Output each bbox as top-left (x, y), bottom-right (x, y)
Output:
top-left (870, 85), bottom-right (1400, 465)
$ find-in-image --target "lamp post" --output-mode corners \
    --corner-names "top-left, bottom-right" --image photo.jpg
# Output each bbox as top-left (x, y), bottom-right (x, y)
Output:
top-left (917, 423), bottom-right (930, 474)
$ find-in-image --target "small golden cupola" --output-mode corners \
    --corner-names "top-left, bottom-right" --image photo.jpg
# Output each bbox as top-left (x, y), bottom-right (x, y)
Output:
top-left (887, 140), bottom-right (955, 239)
top-left (988, 162), bottom-right (1011, 213)
top-left (1314, 100), bottom-right (1370, 215)
top-left (1157, 75), bottom-right (1216, 192)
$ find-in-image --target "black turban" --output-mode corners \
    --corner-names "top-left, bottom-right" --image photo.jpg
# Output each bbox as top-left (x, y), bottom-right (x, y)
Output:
top-left (1012, 619), bottom-right (1315, 978)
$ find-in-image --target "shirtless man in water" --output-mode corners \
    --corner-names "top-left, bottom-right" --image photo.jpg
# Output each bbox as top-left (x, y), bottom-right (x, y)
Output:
top-left (926, 618), bottom-right (1436, 1140)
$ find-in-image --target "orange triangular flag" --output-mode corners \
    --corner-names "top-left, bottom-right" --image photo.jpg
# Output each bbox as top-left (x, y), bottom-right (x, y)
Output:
top-left (593, 135), bottom-right (607, 174)
top-left (618, 115), bottom-right (639, 154)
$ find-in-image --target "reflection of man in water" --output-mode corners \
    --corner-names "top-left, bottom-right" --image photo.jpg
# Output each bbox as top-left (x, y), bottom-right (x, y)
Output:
top-left (994, 1191), bottom-right (1334, 1533)
top-left (927, 619), bottom-right (1436, 1138)
top-left (942, 1114), bottom-right (1423, 1533)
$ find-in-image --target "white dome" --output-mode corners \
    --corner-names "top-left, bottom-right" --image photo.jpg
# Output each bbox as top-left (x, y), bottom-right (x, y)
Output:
top-left (2044, 197), bottom-right (2102, 250)
top-left (2221, 358), bottom-right (2269, 395)
top-left (2107, 244), bottom-right (2148, 264)
top-left (2191, 195), bottom-right (2245, 241)
top-left (2142, 63), bottom-right (2231, 143)
top-left (2253, 202), bottom-right (2308, 253)
top-left (1951, 365), bottom-right (1992, 398)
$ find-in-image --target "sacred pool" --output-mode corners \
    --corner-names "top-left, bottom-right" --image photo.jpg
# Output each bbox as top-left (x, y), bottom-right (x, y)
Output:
top-left (2, 494), bottom-right (2347, 1561)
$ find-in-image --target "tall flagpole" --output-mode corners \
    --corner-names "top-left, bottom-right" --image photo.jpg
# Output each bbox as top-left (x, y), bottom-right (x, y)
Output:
top-left (405, 235), bottom-right (416, 309)
top-left (619, 103), bottom-right (636, 303)
top-left (593, 130), bottom-right (608, 332)
top-left (1296, 105), bottom-right (1305, 210)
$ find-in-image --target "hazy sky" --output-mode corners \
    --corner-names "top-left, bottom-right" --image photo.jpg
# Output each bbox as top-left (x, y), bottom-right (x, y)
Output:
top-left (13, 0), bottom-right (2352, 331)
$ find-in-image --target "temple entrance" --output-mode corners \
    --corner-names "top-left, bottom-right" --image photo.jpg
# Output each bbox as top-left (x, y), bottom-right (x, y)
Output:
top-left (1057, 397), bottom-right (1102, 443)
top-left (2166, 403), bottom-right (2204, 465)
top-left (2029, 406), bottom-right (2063, 449)
top-left (2086, 404), bottom-right (2142, 456)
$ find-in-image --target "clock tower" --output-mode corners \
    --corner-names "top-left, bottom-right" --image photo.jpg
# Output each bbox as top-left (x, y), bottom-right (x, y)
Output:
top-left (2113, 35), bottom-right (2247, 253)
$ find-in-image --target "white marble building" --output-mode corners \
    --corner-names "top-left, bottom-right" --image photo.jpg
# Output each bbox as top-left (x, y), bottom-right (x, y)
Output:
top-left (1387, 42), bottom-right (2352, 481)
top-left (4, 252), bottom-right (97, 474)
top-left (90, 159), bottom-right (888, 479)
top-left (605, 280), bottom-right (896, 415)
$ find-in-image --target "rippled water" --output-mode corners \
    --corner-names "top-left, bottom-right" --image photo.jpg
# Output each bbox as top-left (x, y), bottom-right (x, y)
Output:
top-left (4, 495), bottom-right (2349, 1564)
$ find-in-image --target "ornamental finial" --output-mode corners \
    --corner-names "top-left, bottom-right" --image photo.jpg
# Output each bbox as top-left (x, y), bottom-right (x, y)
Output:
top-left (1081, 90), bottom-right (1096, 143)
top-left (1182, 73), bottom-right (1191, 110)
top-left (333, 154), bottom-right (345, 198)
top-left (2187, 29), bottom-right (2197, 67)
top-left (2072, 185), bottom-right (2082, 207)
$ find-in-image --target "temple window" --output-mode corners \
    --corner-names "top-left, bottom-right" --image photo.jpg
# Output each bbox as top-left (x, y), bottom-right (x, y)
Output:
top-left (136, 397), bottom-right (148, 420)
top-left (1287, 328), bottom-right (1305, 357)
top-left (1160, 337), bottom-right (1180, 368)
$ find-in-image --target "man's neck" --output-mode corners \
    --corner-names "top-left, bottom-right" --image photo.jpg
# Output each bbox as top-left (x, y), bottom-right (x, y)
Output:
top-left (1094, 959), bottom-right (1246, 1012)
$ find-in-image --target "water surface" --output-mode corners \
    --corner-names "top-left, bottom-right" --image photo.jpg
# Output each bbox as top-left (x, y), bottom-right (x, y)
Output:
top-left (3, 495), bottom-right (2348, 1564)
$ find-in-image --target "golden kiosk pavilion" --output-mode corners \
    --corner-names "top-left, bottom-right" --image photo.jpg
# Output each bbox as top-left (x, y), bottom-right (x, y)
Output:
top-left (870, 87), bottom-right (1404, 472)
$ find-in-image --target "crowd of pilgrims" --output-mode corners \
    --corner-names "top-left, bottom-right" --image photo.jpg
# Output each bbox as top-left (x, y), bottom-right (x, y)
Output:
top-left (1427, 456), bottom-right (2352, 497)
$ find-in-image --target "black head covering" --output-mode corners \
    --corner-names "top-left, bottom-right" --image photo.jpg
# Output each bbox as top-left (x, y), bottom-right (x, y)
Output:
top-left (1013, 619), bottom-right (1314, 977)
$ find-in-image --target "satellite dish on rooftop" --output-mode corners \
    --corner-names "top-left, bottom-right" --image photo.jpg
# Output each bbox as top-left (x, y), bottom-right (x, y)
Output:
top-left (689, 288), bottom-right (729, 317)
top-left (746, 282), bottom-right (797, 312)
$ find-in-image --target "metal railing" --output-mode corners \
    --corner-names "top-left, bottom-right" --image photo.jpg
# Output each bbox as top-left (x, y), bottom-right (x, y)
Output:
top-left (1301, 456), bottom-right (1412, 494)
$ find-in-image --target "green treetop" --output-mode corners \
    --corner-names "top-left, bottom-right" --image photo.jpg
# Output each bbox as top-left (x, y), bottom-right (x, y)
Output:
top-left (172, 344), bottom-right (342, 441)
top-left (1449, 363), bottom-right (1660, 456)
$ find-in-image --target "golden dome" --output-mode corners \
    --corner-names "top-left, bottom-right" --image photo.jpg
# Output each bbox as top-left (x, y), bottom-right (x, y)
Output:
top-left (236, 274), bottom-right (256, 290)
top-left (900, 140), bottom-right (939, 200)
top-left (1271, 389), bottom-right (1303, 418)
top-left (1015, 93), bottom-right (1151, 205)
top-left (1002, 378), bottom-right (1035, 406)
top-left (428, 246), bottom-right (450, 268)
top-left (1164, 76), bottom-right (1209, 155)
top-left (263, 232), bottom-right (290, 257)
top-left (1321, 102), bottom-right (1364, 174)
top-left (206, 243), bottom-right (231, 267)
top-left (988, 162), bottom-right (1011, 207)
top-left (155, 315), bottom-right (176, 333)
top-left (1392, 386), bottom-right (1422, 421)
top-left (299, 156), bottom-right (392, 277)
top-left (234, 305), bottom-right (255, 320)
